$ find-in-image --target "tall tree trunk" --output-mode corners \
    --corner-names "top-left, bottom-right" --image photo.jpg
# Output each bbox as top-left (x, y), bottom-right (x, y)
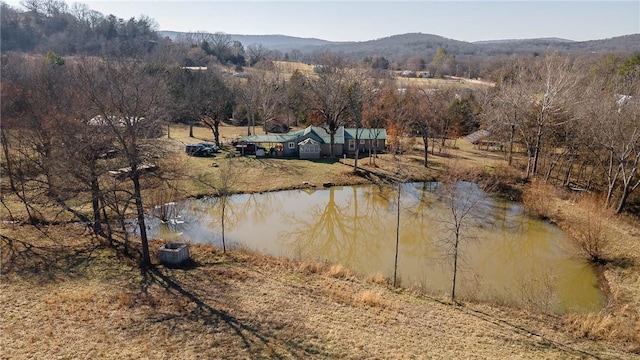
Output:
top-left (451, 230), bottom-right (460, 302)
top-left (393, 183), bottom-right (401, 288)
top-left (329, 130), bottom-right (336, 159)
top-left (616, 187), bottom-right (630, 214)
top-left (353, 129), bottom-right (360, 173)
top-left (525, 147), bottom-right (533, 179)
top-left (605, 150), bottom-right (618, 206)
top-left (89, 160), bottom-right (102, 235)
top-left (616, 172), bottom-right (640, 214)
top-left (1, 129), bottom-right (19, 196)
top-left (508, 124), bottom-right (515, 166)
top-left (213, 121), bottom-right (221, 147)
top-left (532, 125), bottom-right (543, 175)
top-left (422, 134), bottom-right (429, 167)
top-left (132, 173), bottom-right (151, 267)
top-left (563, 155), bottom-right (575, 187)
top-left (100, 196), bottom-right (113, 246)
top-left (221, 196), bottom-right (226, 253)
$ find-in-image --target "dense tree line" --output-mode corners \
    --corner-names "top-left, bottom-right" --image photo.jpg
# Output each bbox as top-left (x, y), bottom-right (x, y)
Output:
top-left (486, 53), bottom-right (640, 213)
top-left (1, 53), bottom-right (174, 265)
top-left (1, 1), bottom-right (161, 56)
top-left (0, 1), bottom-right (275, 69)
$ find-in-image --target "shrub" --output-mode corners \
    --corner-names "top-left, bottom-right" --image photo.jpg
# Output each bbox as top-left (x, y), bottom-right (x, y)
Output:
top-left (522, 180), bottom-right (556, 220)
top-left (564, 193), bottom-right (612, 262)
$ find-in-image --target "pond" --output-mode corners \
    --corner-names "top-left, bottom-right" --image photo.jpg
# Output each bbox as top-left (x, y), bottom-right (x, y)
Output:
top-left (142, 182), bottom-right (603, 313)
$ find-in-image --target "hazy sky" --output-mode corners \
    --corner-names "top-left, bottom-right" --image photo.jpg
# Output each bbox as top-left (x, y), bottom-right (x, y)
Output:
top-left (8, 1), bottom-right (640, 42)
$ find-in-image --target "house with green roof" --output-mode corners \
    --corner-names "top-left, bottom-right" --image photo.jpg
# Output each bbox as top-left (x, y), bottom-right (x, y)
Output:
top-left (239, 125), bottom-right (387, 159)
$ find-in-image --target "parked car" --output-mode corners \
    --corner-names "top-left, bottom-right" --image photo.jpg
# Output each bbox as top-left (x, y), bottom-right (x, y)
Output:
top-left (185, 143), bottom-right (219, 157)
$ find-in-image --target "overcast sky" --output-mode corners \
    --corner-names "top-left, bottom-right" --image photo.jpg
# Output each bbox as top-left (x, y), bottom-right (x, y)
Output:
top-left (7, 1), bottom-right (640, 42)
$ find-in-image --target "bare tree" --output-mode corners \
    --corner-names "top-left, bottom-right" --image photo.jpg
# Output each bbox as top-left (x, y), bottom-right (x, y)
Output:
top-left (233, 75), bottom-right (260, 136)
top-left (404, 55), bottom-right (425, 72)
top-left (390, 162), bottom-right (413, 288)
top-left (167, 67), bottom-right (234, 145)
top-left (400, 86), bottom-right (452, 167)
top-left (363, 85), bottom-right (401, 166)
top-left (251, 63), bottom-right (285, 133)
top-left (438, 171), bottom-right (485, 302)
top-left (246, 43), bottom-right (271, 66)
top-left (210, 31), bottom-right (232, 62)
top-left (306, 55), bottom-right (361, 158)
top-left (0, 53), bottom-right (96, 225)
top-left (215, 160), bottom-right (240, 253)
top-left (75, 56), bottom-right (167, 267)
top-left (516, 55), bottom-right (583, 177)
top-left (595, 94), bottom-right (640, 213)
top-left (289, 49), bottom-right (303, 62)
top-left (487, 70), bottom-right (526, 167)
top-left (283, 69), bottom-right (309, 127)
top-left (344, 68), bottom-right (375, 172)
top-left (178, 31), bottom-right (214, 46)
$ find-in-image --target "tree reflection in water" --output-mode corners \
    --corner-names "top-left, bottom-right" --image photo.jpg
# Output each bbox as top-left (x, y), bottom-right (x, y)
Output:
top-left (143, 183), bottom-right (603, 312)
top-left (281, 186), bottom-right (390, 274)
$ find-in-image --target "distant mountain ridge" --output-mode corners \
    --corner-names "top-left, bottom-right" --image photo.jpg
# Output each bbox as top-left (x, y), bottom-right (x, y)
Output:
top-left (160, 31), bottom-right (333, 50)
top-left (473, 37), bottom-right (575, 44)
top-left (160, 31), bottom-right (640, 59)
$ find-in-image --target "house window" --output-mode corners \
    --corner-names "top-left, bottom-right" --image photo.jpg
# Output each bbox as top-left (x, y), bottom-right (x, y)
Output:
top-left (288, 142), bottom-right (295, 149)
top-left (348, 139), bottom-right (355, 150)
top-left (360, 139), bottom-right (366, 145)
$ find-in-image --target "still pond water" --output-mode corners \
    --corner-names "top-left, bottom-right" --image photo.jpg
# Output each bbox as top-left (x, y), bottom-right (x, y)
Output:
top-left (144, 182), bottom-right (603, 313)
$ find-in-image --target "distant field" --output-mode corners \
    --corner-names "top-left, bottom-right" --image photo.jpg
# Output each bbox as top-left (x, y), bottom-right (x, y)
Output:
top-left (272, 61), bottom-right (493, 90)
top-left (274, 60), bottom-right (316, 77)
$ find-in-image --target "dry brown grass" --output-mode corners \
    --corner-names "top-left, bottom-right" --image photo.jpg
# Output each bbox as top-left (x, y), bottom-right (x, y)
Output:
top-left (327, 264), bottom-right (353, 279)
top-left (2, 224), bottom-right (638, 359)
top-left (367, 271), bottom-right (391, 285)
top-left (522, 179), bottom-right (559, 219)
top-left (298, 260), bottom-right (326, 275)
top-left (161, 124), bottom-right (370, 198)
top-left (519, 183), bottom-right (640, 352)
top-left (273, 60), bottom-right (316, 78)
top-left (353, 290), bottom-right (397, 309)
top-left (563, 194), bottom-right (614, 262)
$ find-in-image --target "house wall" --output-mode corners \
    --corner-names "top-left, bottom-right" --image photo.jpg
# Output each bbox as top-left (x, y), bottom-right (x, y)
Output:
top-left (284, 140), bottom-right (298, 157)
top-left (344, 139), bottom-right (386, 155)
top-left (320, 143), bottom-right (343, 157)
top-left (283, 133), bottom-right (325, 158)
top-left (299, 144), bottom-right (320, 159)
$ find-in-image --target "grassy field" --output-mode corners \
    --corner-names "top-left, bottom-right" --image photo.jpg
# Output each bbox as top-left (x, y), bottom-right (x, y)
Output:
top-left (1, 224), bottom-right (636, 359)
top-left (2, 124), bottom-right (639, 358)
top-left (165, 123), bottom-right (510, 196)
top-left (272, 61), bottom-right (491, 91)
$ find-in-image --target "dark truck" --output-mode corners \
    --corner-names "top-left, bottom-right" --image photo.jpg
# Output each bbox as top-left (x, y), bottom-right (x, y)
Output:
top-left (233, 141), bottom-right (265, 155)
